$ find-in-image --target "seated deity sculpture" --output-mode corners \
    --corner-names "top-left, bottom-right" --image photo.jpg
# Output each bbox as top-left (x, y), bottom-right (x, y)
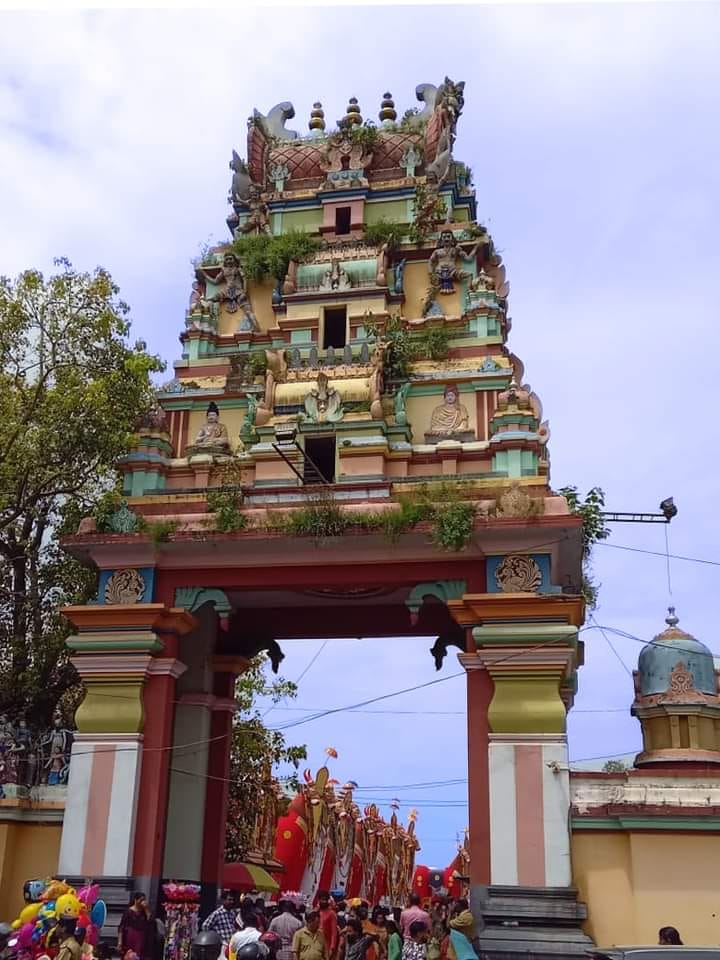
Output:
top-left (427, 384), bottom-right (472, 439)
top-left (192, 401), bottom-right (231, 451)
top-left (304, 372), bottom-right (344, 423)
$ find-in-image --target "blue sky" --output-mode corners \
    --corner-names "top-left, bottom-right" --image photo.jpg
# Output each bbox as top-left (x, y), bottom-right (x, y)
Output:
top-left (2, 4), bottom-right (720, 868)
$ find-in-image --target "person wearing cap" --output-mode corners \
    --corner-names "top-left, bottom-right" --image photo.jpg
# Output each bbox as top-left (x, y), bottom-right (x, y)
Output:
top-left (203, 891), bottom-right (240, 946)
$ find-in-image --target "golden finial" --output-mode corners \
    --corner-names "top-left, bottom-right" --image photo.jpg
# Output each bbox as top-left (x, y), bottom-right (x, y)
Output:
top-left (379, 92), bottom-right (397, 124)
top-left (309, 101), bottom-right (325, 132)
top-left (345, 97), bottom-right (362, 126)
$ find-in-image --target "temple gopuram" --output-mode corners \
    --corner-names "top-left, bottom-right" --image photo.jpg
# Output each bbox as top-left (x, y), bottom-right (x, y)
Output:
top-left (54, 78), bottom-right (590, 955)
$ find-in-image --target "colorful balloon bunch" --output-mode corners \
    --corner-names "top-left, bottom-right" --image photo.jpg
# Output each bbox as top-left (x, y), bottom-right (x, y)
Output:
top-left (10, 879), bottom-right (107, 958)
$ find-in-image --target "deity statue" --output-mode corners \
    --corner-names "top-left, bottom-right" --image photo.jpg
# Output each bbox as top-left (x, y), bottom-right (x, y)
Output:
top-left (428, 230), bottom-right (484, 294)
top-left (369, 342), bottom-right (385, 420)
top-left (304, 372), bottom-right (344, 423)
top-left (393, 382), bottom-right (411, 427)
top-left (236, 185), bottom-right (270, 236)
top-left (319, 261), bottom-right (352, 292)
top-left (400, 144), bottom-right (422, 179)
top-left (40, 714), bottom-right (73, 786)
top-left (197, 252), bottom-right (258, 331)
top-left (240, 394), bottom-right (258, 444)
top-left (192, 402), bottom-right (231, 452)
top-left (470, 268), bottom-right (495, 292)
top-left (428, 385), bottom-right (471, 438)
top-left (393, 258), bottom-right (406, 295)
top-left (256, 349), bottom-right (288, 426)
top-left (12, 719), bottom-right (32, 787)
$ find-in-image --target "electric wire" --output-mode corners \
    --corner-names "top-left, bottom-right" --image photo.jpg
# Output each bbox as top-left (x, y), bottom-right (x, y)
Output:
top-left (262, 639), bottom-right (328, 720)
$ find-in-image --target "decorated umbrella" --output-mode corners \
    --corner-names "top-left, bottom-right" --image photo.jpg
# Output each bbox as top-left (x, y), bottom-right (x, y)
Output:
top-left (223, 862), bottom-right (280, 892)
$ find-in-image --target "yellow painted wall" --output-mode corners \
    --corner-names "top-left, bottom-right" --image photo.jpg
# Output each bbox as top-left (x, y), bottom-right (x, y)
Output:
top-left (286, 294), bottom-right (387, 324)
top-left (572, 830), bottom-right (720, 947)
top-left (216, 278), bottom-right (277, 336)
top-left (365, 199), bottom-right (408, 225)
top-left (0, 821), bottom-right (62, 919)
top-left (407, 392), bottom-right (477, 445)
top-left (402, 260), bottom-right (463, 320)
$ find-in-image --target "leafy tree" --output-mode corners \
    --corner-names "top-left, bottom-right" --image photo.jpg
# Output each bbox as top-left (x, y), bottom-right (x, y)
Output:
top-left (225, 657), bottom-right (307, 862)
top-left (0, 259), bottom-right (162, 727)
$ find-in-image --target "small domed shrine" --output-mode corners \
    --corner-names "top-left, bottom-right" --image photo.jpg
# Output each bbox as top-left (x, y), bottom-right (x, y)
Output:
top-left (632, 608), bottom-right (720, 765)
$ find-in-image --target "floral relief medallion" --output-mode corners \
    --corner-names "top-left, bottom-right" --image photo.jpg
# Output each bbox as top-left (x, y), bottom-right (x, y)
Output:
top-left (105, 568), bottom-right (146, 605)
top-left (495, 555), bottom-right (542, 593)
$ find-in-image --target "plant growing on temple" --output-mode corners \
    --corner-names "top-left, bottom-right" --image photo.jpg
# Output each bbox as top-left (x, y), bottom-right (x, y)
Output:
top-left (363, 220), bottom-right (405, 252)
top-left (408, 184), bottom-right (446, 244)
top-left (225, 656), bottom-right (307, 862)
top-left (233, 231), bottom-right (320, 284)
top-left (558, 485), bottom-right (610, 609)
top-left (350, 123), bottom-right (379, 153)
top-left (417, 322), bottom-right (451, 361)
top-left (363, 312), bottom-right (414, 382)
top-left (0, 260), bottom-right (163, 727)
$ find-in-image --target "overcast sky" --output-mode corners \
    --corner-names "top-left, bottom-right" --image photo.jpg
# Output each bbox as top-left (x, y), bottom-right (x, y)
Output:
top-left (2, 3), bottom-right (719, 868)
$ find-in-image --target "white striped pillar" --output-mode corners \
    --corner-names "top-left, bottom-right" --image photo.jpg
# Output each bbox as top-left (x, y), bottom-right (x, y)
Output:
top-left (59, 605), bottom-right (196, 884)
top-left (463, 620), bottom-right (580, 889)
top-left (59, 733), bottom-right (144, 876)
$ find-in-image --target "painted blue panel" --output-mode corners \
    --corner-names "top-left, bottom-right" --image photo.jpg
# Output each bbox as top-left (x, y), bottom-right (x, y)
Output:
top-left (485, 554), bottom-right (560, 595)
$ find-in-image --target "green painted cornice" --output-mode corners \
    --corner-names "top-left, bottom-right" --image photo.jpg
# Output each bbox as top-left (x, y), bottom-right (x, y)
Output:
top-left (572, 816), bottom-right (720, 832)
top-left (473, 623), bottom-right (579, 648)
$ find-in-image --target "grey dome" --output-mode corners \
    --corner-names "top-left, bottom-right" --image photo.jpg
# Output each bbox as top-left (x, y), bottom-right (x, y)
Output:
top-left (638, 608), bottom-right (716, 696)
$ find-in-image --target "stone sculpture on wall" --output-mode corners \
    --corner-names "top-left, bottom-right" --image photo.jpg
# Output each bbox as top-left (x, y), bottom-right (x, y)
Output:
top-left (191, 401), bottom-right (231, 453)
top-left (257, 349), bottom-right (288, 426)
top-left (251, 101), bottom-right (299, 140)
top-left (0, 713), bottom-right (74, 794)
top-left (319, 261), bottom-right (352, 292)
top-left (304, 372), bottom-right (344, 423)
top-left (428, 230), bottom-right (484, 294)
top-left (229, 151), bottom-right (252, 203)
top-left (426, 385), bottom-right (473, 442)
top-left (235, 185), bottom-right (270, 237)
top-left (197, 252), bottom-right (258, 331)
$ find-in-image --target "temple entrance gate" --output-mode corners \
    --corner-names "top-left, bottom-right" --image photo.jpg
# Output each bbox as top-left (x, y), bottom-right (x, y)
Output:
top-left (58, 79), bottom-right (592, 958)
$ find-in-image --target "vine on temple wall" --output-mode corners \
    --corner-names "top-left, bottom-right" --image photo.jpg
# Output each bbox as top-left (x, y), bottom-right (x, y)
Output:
top-left (558, 485), bottom-right (610, 609)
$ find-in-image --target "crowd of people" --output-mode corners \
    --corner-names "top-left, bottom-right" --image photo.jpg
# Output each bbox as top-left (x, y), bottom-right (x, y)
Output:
top-left (200, 892), bottom-right (481, 960)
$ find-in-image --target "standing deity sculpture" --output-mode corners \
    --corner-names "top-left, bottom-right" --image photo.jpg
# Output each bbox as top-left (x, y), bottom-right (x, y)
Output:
top-left (428, 230), bottom-right (483, 294)
top-left (235, 185), bottom-right (270, 236)
top-left (197, 252), bottom-right (258, 332)
top-left (192, 402), bottom-right (231, 453)
top-left (393, 382), bottom-right (411, 426)
top-left (427, 385), bottom-right (472, 440)
top-left (41, 714), bottom-right (73, 786)
top-left (400, 144), bottom-right (422, 179)
top-left (256, 349), bottom-right (288, 426)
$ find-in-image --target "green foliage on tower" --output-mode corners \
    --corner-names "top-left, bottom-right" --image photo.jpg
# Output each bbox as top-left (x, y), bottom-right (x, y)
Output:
top-left (0, 259), bottom-right (163, 726)
top-left (232, 230), bottom-right (321, 283)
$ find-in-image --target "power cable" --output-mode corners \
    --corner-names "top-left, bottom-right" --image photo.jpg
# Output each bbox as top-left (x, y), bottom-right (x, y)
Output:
top-left (589, 613), bottom-right (632, 676)
top-left (596, 540), bottom-right (720, 567)
top-left (262, 639), bottom-right (328, 720)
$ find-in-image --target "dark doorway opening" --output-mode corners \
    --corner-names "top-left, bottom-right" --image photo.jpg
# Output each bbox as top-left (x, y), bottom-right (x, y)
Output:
top-left (335, 206), bottom-right (352, 235)
top-left (323, 307), bottom-right (347, 349)
top-left (304, 436), bottom-right (336, 484)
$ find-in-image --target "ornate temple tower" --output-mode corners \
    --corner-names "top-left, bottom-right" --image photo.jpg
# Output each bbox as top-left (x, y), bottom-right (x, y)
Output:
top-left (58, 81), bottom-right (590, 955)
